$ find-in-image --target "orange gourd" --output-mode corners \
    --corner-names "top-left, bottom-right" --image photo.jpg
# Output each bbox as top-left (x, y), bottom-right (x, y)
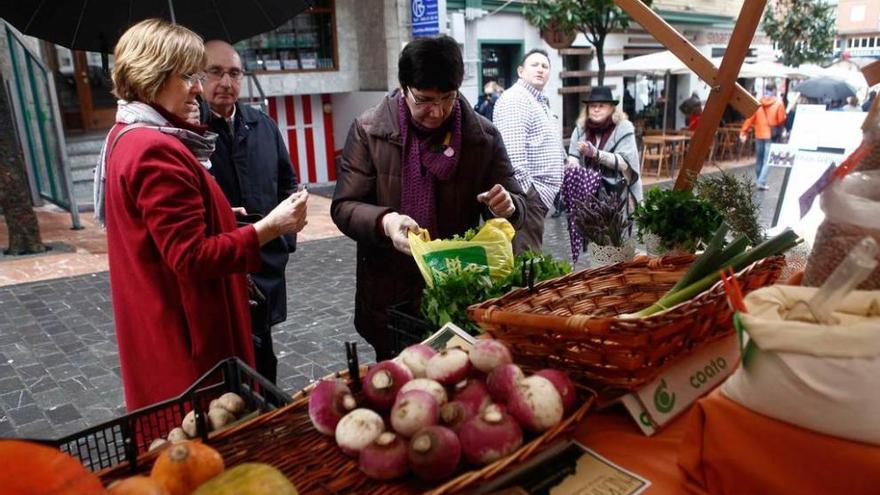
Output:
top-left (150, 440), bottom-right (224, 495)
top-left (108, 475), bottom-right (170, 495)
top-left (0, 439), bottom-right (105, 495)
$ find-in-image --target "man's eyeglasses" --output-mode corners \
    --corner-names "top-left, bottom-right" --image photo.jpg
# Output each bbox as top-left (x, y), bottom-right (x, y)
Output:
top-left (206, 67), bottom-right (245, 81)
top-left (180, 72), bottom-right (207, 86)
top-left (406, 89), bottom-right (458, 110)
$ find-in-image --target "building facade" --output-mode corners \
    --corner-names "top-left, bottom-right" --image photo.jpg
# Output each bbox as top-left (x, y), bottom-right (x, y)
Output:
top-left (836, 0), bottom-right (880, 59)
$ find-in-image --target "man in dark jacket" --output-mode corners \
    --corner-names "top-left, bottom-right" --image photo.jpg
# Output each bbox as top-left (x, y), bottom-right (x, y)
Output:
top-left (201, 40), bottom-right (300, 383)
top-left (331, 36), bottom-right (527, 360)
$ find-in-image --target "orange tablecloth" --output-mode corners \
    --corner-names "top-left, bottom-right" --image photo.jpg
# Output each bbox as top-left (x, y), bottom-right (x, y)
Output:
top-left (573, 390), bottom-right (880, 494)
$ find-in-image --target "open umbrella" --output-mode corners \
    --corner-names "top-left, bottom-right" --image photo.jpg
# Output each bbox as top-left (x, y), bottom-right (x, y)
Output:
top-left (0, 0), bottom-right (313, 53)
top-left (795, 77), bottom-right (857, 101)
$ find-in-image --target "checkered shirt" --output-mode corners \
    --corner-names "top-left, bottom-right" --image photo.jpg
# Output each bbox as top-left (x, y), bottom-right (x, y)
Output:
top-left (492, 79), bottom-right (565, 209)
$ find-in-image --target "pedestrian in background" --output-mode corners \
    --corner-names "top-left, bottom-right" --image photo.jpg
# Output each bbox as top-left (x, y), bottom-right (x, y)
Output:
top-left (740, 82), bottom-right (786, 191)
top-left (475, 80), bottom-right (502, 120)
top-left (96, 19), bottom-right (308, 410)
top-left (493, 49), bottom-right (564, 254)
top-left (200, 40), bottom-right (302, 384)
top-left (332, 35), bottom-right (526, 360)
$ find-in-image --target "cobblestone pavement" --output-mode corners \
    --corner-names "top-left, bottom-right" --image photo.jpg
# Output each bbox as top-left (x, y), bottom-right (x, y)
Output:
top-left (0, 164), bottom-right (783, 440)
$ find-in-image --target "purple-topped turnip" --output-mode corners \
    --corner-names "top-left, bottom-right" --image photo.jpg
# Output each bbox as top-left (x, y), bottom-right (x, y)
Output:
top-left (536, 369), bottom-right (577, 415)
top-left (486, 363), bottom-right (524, 403)
top-left (407, 426), bottom-right (461, 481)
top-left (469, 340), bottom-right (513, 373)
top-left (438, 400), bottom-right (475, 432)
top-left (399, 378), bottom-right (448, 406)
top-left (426, 348), bottom-right (471, 385)
top-left (397, 344), bottom-right (436, 378)
top-left (335, 408), bottom-right (385, 457)
top-left (391, 390), bottom-right (439, 437)
top-left (308, 379), bottom-right (357, 436)
top-left (458, 404), bottom-right (523, 465)
top-left (452, 378), bottom-right (491, 416)
top-left (358, 432), bottom-right (409, 480)
top-left (508, 375), bottom-right (563, 432)
top-left (362, 360), bottom-right (413, 411)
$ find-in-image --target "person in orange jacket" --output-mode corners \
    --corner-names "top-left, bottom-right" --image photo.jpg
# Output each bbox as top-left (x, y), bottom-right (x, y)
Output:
top-left (740, 82), bottom-right (786, 190)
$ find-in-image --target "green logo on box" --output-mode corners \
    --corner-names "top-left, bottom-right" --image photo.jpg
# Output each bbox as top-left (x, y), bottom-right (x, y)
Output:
top-left (424, 246), bottom-right (489, 284)
top-left (653, 379), bottom-right (676, 413)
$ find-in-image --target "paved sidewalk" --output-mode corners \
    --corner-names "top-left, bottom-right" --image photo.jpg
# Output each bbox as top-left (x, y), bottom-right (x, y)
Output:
top-left (0, 163), bottom-right (783, 440)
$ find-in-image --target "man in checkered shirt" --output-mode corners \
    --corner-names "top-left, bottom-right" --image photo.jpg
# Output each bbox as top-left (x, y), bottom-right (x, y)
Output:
top-left (493, 49), bottom-right (565, 254)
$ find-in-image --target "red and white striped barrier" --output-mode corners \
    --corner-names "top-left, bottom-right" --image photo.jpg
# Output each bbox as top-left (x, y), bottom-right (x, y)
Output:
top-left (267, 94), bottom-right (336, 184)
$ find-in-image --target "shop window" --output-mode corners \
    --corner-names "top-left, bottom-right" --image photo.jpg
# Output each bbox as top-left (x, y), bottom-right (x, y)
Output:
top-left (848, 38), bottom-right (853, 48)
top-left (862, 38), bottom-right (869, 48)
top-left (871, 38), bottom-right (876, 48)
top-left (235, 0), bottom-right (337, 73)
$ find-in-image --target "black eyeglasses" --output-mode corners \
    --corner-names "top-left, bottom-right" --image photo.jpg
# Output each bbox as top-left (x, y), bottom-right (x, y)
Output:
top-left (206, 67), bottom-right (245, 81)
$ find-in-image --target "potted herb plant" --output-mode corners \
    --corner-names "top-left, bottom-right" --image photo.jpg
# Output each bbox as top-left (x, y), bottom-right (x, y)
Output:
top-left (632, 188), bottom-right (723, 255)
top-left (695, 172), bottom-right (764, 245)
top-left (572, 187), bottom-right (636, 266)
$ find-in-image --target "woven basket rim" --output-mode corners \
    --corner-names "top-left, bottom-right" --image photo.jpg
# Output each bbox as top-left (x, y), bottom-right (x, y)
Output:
top-left (469, 255), bottom-right (784, 327)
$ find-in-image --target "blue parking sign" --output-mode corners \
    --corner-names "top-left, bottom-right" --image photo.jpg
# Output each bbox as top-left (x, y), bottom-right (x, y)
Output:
top-left (411, 0), bottom-right (439, 37)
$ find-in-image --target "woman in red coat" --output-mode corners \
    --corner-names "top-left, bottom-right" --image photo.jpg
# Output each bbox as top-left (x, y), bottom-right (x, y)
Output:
top-left (96, 19), bottom-right (309, 411)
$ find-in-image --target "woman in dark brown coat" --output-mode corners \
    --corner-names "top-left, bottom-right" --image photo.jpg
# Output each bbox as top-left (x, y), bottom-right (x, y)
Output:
top-left (331, 36), bottom-right (527, 360)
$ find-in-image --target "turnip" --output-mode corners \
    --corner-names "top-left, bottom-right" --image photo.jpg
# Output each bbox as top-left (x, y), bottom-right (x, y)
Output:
top-left (149, 438), bottom-right (169, 451)
top-left (358, 432), bottom-right (409, 480)
top-left (399, 378), bottom-right (448, 406)
top-left (362, 361), bottom-right (413, 411)
top-left (438, 400), bottom-right (475, 432)
top-left (335, 408), bottom-right (386, 457)
top-left (391, 390), bottom-right (439, 437)
top-left (207, 407), bottom-right (235, 431)
top-left (166, 427), bottom-right (188, 442)
top-left (426, 348), bottom-right (471, 385)
top-left (407, 426), bottom-right (461, 481)
top-left (469, 339), bottom-right (513, 373)
top-left (508, 375), bottom-right (564, 432)
top-left (536, 369), bottom-right (578, 415)
top-left (214, 392), bottom-right (246, 415)
top-left (486, 363), bottom-right (524, 403)
top-left (458, 404), bottom-right (523, 465)
top-left (308, 379), bottom-right (357, 436)
top-left (452, 379), bottom-right (491, 416)
top-left (181, 410), bottom-right (199, 437)
top-left (397, 344), bottom-right (436, 378)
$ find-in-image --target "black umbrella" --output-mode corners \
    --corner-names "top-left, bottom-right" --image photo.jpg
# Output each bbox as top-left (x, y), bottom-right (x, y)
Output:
top-left (795, 76), bottom-right (857, 101)
top-left (1, 0), bottom-right (313, 53)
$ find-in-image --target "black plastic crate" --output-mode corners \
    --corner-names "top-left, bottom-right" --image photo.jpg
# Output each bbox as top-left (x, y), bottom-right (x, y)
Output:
top-left (387, 302), bottom-right (434, 355)
top-left (38, 358), bottom-right (290, 473)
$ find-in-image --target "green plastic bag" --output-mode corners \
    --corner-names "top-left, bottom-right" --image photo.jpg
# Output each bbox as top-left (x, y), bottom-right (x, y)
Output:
top-left (409, 218), bottom-right (516, 288)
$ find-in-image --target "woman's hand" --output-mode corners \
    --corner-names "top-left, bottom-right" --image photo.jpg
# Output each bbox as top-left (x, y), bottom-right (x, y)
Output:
top-left (577, 141), bottom-right (598, 158)
top-left (477, 184), bottom-right (515, 218)
top-left (382, 212), bottom-right (420, 255)
top-left (565, 156), bottom-right (580, 169)
top-left (254, 190), bottom-right (309, 245)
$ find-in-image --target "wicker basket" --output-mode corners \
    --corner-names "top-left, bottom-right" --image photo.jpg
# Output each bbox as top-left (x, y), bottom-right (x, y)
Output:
top-left (98, 367), bottom-right (595, 494)
top-left (468, 254), bottom-right (785, 396)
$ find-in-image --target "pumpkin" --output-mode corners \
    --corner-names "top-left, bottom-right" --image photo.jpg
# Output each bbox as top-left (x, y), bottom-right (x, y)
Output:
top-left (108, 475), bottom-right (170, 495)
top-left (150, 440), bottom-right (224, 495)
top-left (192, 463), bottom-right (298, 495)
top-left (0, 439), bottom-right (105, 495)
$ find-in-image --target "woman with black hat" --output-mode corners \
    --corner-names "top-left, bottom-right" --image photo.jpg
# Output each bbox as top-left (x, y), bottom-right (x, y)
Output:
top-left (567, 86), bottom-right (642, 204)
top-left (560, 86), bottom-right (642, 261)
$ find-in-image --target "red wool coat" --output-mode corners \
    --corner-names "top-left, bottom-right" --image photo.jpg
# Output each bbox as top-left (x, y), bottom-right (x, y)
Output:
top-left (104, 123), bottom-right (260, 411)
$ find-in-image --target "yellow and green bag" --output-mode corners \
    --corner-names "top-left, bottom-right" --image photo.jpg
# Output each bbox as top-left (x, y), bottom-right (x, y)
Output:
top-left (409, 218), bottom-right (516, 288)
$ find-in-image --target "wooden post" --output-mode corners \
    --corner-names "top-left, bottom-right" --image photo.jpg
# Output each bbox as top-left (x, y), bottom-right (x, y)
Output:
top-left (673, 0), bottom-right (768, 190)
top-left (613, 0), bottom-right (759, 117)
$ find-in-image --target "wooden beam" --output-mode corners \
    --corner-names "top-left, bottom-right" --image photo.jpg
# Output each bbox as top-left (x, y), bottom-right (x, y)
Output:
top-left (674, 0), bottom-right (768, 190)
top-left (557, 84), bottom-right (617, 95)
top-left (559, 70), bottom-right (591, 78)
top-left (613, 0), bottom-right (759, 117)
top-left (558, 47), bottom-right (593, 56)
top-left (862, 59), bottom-right (880, 87)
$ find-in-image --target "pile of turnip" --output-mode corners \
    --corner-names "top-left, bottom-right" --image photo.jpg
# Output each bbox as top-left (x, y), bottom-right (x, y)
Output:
top-left (149, 392), bottom-right (248, 451)
top-left (308, 340), bottom-right (578, 482)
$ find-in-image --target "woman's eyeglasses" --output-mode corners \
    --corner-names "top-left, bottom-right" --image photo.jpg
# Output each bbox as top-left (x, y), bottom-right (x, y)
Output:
top-left (406, 89), bottom-right (458, 110)
top-left (180, 72), bottom-right (207, 86)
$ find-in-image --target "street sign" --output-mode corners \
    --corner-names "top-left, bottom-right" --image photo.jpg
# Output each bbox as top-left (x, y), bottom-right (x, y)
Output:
top-left (411, 0), bottom-right (440, 37)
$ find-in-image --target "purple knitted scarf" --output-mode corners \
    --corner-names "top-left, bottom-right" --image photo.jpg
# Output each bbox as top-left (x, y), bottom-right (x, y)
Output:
top-left (398, 96), bottom-right (463, 237)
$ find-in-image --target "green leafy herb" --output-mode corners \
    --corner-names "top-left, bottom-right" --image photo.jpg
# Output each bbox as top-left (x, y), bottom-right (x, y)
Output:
top-left (450, 228), bottom-right (478, 241)
top-left (632, 188), bottom-right (723, 253)
top-left (695, 172), bottom-right (764, 245)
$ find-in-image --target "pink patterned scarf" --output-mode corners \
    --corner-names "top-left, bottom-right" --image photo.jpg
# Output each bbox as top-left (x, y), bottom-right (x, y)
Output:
top-left (397, 96), bottom-right (463, 237)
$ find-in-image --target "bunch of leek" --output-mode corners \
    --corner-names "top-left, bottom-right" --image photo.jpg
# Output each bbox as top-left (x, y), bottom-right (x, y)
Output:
top-left (634, 224), bottom-right (800, 317)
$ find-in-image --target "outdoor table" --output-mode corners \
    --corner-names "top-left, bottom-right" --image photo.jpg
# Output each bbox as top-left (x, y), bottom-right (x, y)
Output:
top-left (642, 134), bottom-right (690, 177)
top-left (569, 389), bottom-right (880, 494)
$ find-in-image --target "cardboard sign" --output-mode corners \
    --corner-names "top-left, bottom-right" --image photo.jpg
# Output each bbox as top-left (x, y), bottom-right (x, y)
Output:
top-left (421, 322), bottom-right (476, 351)
top-left (621, 334), bottom-right (741, 435)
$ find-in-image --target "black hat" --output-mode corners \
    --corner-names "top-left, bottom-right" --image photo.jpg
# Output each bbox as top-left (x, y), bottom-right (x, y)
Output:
top-left (583, 86), bottom-right (618, 105)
